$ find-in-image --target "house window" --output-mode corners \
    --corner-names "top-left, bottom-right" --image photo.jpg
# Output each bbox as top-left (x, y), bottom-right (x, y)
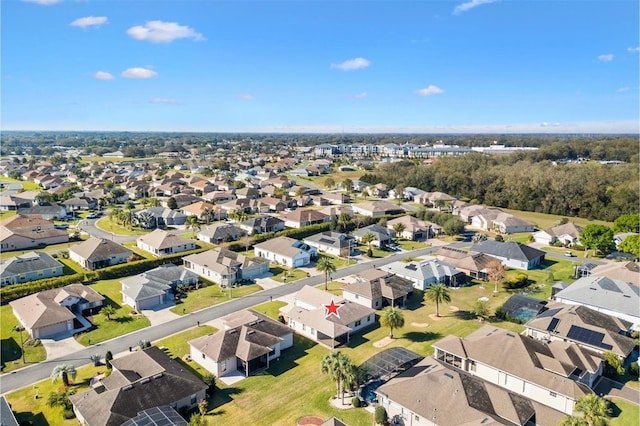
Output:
top-left (190, 395), bottom-right (197, 405)
top-left (38, 271), bottom-right (44, 276)
top-left (415, 416), bottom-right (420, 422)
top-left (355, 320), bottom-right (361, 327)
top-left (368, 315), bottom-right (372, 322)
top-left (550, 391), bottom-right (557, 397)
top-left (469, 360), bottom-right (476, 372)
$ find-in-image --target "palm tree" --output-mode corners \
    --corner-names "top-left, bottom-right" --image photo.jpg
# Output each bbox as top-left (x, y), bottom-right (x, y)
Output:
top-left (202, 207), bottom-right (213, 224)
top-left (51, 364), bottom-right (77, 387)
top-left (558, 416), bottom-right (588, 426)
top-left (361, 232), bottom-right (376, 256)
top-left (120, 209), bottom-right (135, 229)
top-left (321, 351), bottom-right (354, 404)
top-left (101, 304), bottom-right (116, 321)
top-left (337, 212), bottom-right (351, 232)
top-left (380, 306), bottom-right (405, 338)
top-left (148, 197), bottom-right (161, 207)
top-left (574, 394), bottom-right (611, 426)
top-left (316, 257), bottom-right (337, 291)
top-left (392, 223), bottom-right (406, 241)
top-left (424, 284), bottom-right (451, 317)
top-left (186, 215), bottom-right (201, 238)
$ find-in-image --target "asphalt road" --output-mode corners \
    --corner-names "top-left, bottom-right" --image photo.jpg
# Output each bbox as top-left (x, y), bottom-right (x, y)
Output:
top-left (0, 245), bottom-right (439, 395)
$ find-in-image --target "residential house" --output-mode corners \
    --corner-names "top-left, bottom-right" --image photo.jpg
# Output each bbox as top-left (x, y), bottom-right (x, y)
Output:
top-left (553, 276), bottom-right (640, 330)
top-left (525, 302), bottom-right (636, 360)
top-left (321, 192), bottom-right (350, 205)
top-left (70, 347), bottom-right (207, 426)
top-left (162, 194), bottom-right (200, 209)
top-left (121, 264), bottom-right (199, 310)
top-left (436, 246), bottom-right (499, 281)
top-left (281, 209), bottom-right (329, 228)
top-left (181, 201), bottom-right (219, 220)
top-left (239, 215), bottom-right (285, 235)
top-left (473, 240), bottom-right (545, 270)
top-left (197, 223), bottom-right (244, 244)
top-left (283, 285), bottom-right (376, 349)
top-left (9, 283), bottom-right (104, 339)
top-left (588, 261), bottom-right (639, 285)
top-left (414, 191), bottom-right (457, 209)
top-left (69, 237), bottom-right (133, 270)
top-left (387, 216), bottom-right (437, 241)
top-left (260, 196), bottom-right (287, 212)
top-left (0, 251), bottom-right (64, 286)
top-left (183, 247), bottom-right (269, 286)
top-left (189, 309), bottom-right (293, 379)
top-left (351, 200), bottom-right (405, 217)
top-left (202, 190), bottom-right (236, 204)
top-left (0, 194), bottom-right (31, 211)
top-left (303, 231), bottom-right (355, 258)
top-left (234, 187), bottom-right (261, 200)
top-left (254, 236), bottom-right (317, 267)
top-left (136, 229), bottom-right (196, 257)
top-left (469, 208), bottom-right (503, 231)
top-left (17, 203), bottom-right (67, 221)
top-left (0, 215), bottom-right (69, 251)
top-left (62, 196), bottom-right (98, 212)
top-left (428, 326), bottom-right (601, 416)
top-left (375, 356), bottom-right (567, 426)
top-left (533, 223), bottom-right (584, 246)
top-left (136, 207), bottom-right (187, 227)
top-left (342, 269), bottom-right (413, 309)
top-left (353, 224), bottom-right (393, 248)
top-left (319, 206), bottom-right (354, 220)
top-left (492, 213), bottom-right (536, 234)
top-left (614, 232), bottom-right (638, 250)
top-left (381, 258), bottom-right (467, 290)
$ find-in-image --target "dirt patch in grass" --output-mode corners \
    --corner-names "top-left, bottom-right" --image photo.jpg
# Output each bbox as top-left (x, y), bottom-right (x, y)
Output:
top-left (373, 336), bottom-right (395, 348)
top-left (428, 314), bottom-right (443, 321)
top-left (411, 322), bottom-right (429, 328)
top-left (449, 306), bottom-right (460, 312)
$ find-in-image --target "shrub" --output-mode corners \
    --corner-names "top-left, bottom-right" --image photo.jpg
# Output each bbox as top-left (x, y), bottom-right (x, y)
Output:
top-left (628, 361), bottom-right (639, 377)
top-left (367, 248), bottom-right (373, 258)
top-left (494, 234), bottom-right (504, 242)
top-left (89, 354), bottom-right (101, 366)
top-left (62, 409), bottom-right (76, 419)
top-left (352, 396), bottom-right (361, 408)
top-left (278, 314), bottom-right (286, 324)
top-left (374, 406), bottom-right (388, 425)
top-left (105, 351), bottom-right (113, 370)
top-left (503, 273), bottom-right (529, 290)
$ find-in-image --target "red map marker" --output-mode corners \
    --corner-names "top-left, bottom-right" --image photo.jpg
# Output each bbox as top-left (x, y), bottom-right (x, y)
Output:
top-left (324, 298), bottom-right (342, 319)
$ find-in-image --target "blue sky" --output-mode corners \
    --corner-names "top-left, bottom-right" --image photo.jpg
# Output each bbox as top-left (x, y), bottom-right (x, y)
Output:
top-left (2, 0), bottom-right (638, 133)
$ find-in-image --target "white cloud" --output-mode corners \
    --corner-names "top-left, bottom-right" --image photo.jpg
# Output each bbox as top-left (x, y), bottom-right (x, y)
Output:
top-left (453, 0), bottom-right (498, 15)
top-left (628, 47), bottom-right (640, 53)
top-left (416, 85), bottom-right (444, 96)
top-left (93, 71), bottom-right (115, 80)
top-left (121, 67), bottom-right (158, 79)
top-left (354, 92), bottom-right (368, 98)
top-left (70, 16), bottom-right (108, 29)
top-left (598, 54), bottom-right (614, 62)
top-left (238, 94), bottom-right (254, 100)
top-left (22, 0), bottom-right (61, 5)
top-left (330, 57), bottom-right (371, 71)
top-left (149, 98), bottom-right (180, 105)
top-left (616, 87), bottom-right (630, 92)
top-left (127, 21), bottom-right (205, 43)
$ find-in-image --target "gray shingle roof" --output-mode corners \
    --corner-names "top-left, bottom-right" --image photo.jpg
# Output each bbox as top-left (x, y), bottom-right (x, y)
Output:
top-left (473, 241), bottom-right (545, 262)
top-left (0, 251), bottom-right (62, 277)
top-left (70, 237), bottom-right (132, 262)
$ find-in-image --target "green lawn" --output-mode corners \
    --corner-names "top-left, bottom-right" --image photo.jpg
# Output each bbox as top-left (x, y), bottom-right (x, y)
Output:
top-left (251, 301), bottom-right (288, 320)
top-left (170, 282), bottom-right (263, 315)
top-left (270, 266), bottom-right (310, 283)
top-left (609, 397), bottom-right (640, 426)
top-left (501, 208), bottom-right (614, 230)
top-left (155, 325), bottom-right (217, 359)
top-left (0, 209), bottom-right (17, 221)
top-left (95, 217), bottom-right (148, 236)
top-left (356, 244), bottom-right (393, 259)
top-left (0, 177), bottom-right (42, 191)
top-left (396, 239), bottom-right (429, 251)
top-left (76, 279), bottom-right (151, 346)
top-left (317, 253), bottom-right (357, 268)
top-left (0, 305), bottom-right (47, 372)
top-left (123, 241), bottom-right (155, 259)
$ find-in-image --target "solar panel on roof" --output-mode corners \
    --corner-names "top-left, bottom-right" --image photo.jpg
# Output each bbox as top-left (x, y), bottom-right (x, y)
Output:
top-left (547, 318), bottom-right (560, 332)
top-left (567, 325), bottom-right (612, 349)
top-left (405, 264), bottom-right (417, 271)
top-left (318, 237), bottom-right (336, 245)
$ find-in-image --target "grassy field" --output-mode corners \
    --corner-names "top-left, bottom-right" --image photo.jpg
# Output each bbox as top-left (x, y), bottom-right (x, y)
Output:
top-left (155, 325), bottom-right (217, 359)
top-left (0, 177), bottom-right (42, 191)
top-left (0, 209), bottom-right (17, 221)
top-left (396, 239), bottom-right (429, 251)
top-left (502, 208), bottom-right (614, 230)
top-left (270, 266), bottom-right (309, 283)
top-left (95, 217), bottom-right (148, 236)
top-left (169, 282), bottom-right (263, 315)
top-left (356, 244), bottom-right (393, 259)
top-left (0, 305), bottom-right (47, 372)
top-left (317, 253), bottom-right (357, 269)
top-left (75, 279), bottom-right (151, 346)
top-left (609, 398), bottom-right (640, 426)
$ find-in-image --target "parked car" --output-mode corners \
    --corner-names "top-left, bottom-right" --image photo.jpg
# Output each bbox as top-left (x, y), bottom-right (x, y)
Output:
top-left (55, 223), bottom-right (69, 229)
top-left (564, 251), bottom-right (575, 257)
top-left (86, 213), bottom-right (98, 219)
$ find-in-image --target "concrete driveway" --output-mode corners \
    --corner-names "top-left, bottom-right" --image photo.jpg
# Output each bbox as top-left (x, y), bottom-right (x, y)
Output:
top-left (41, 335), bottom-right (86, 360)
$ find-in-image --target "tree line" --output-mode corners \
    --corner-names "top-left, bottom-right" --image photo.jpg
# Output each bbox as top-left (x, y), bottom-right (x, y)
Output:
top-left (361, 154), bottom-right (638, 221)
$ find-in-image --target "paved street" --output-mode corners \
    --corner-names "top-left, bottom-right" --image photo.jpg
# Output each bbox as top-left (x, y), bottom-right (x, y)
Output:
top-left (0, 245), bottom-right (439, 395)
